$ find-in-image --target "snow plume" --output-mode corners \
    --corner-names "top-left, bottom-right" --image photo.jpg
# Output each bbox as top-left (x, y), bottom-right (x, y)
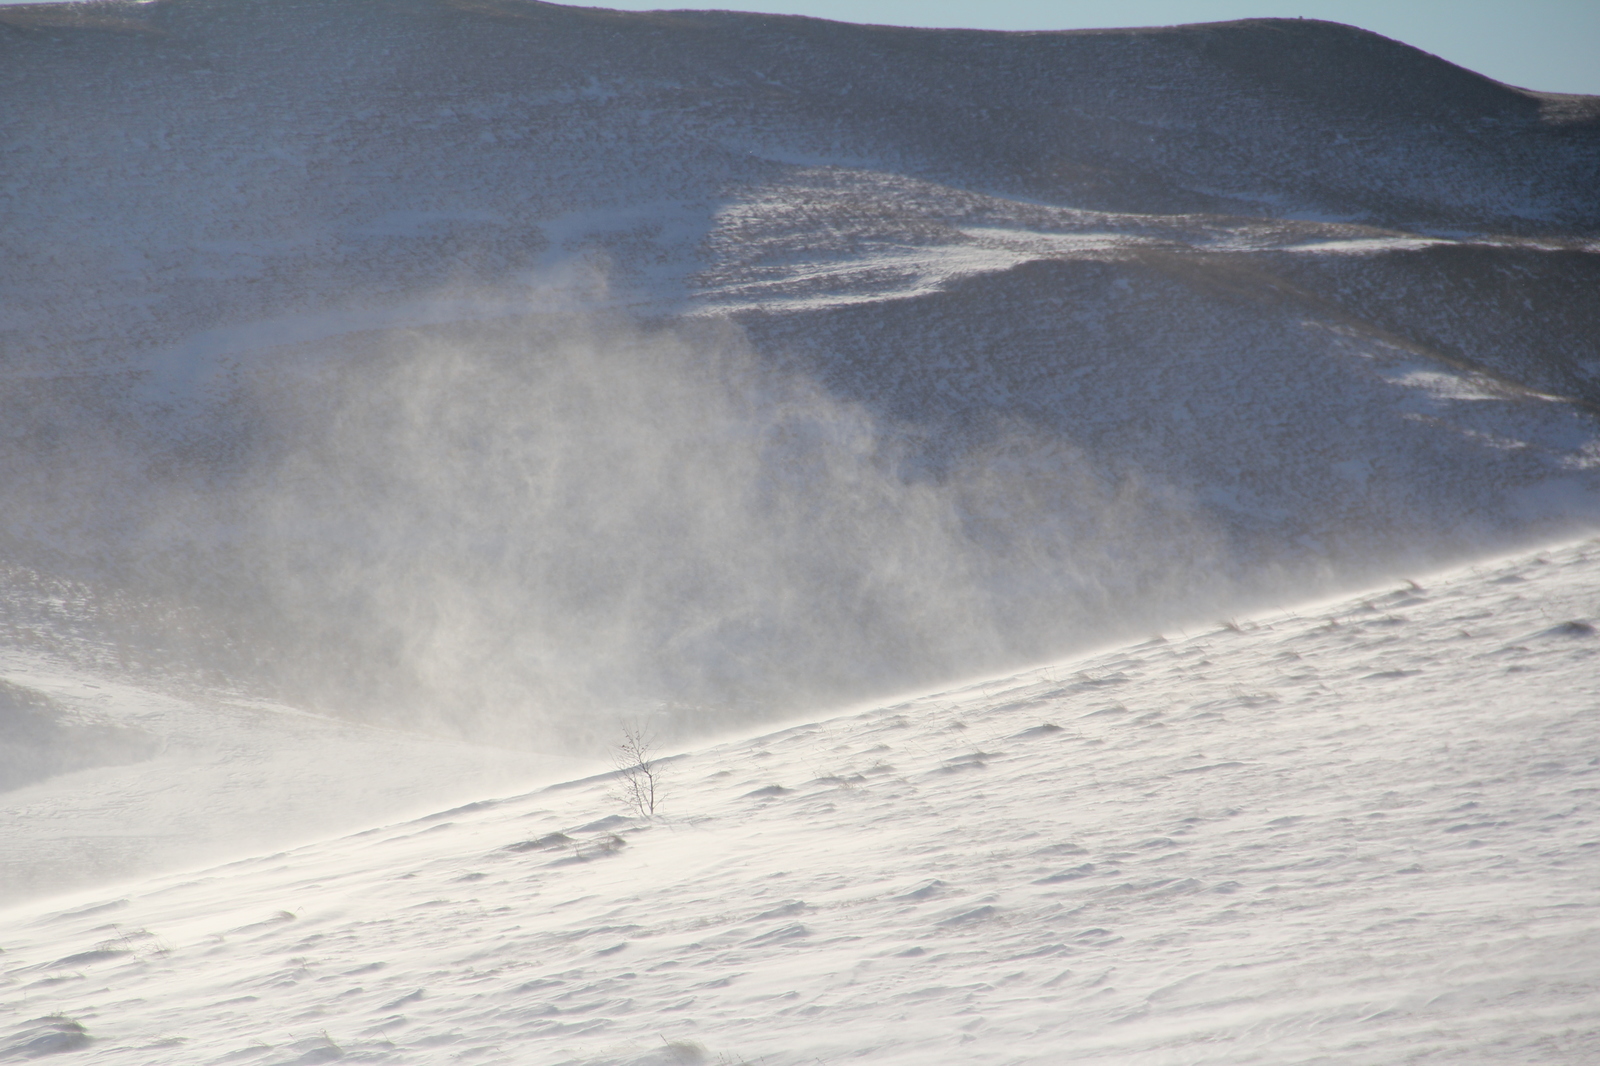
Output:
top-left (0, 310), bottom-right (1234, 751)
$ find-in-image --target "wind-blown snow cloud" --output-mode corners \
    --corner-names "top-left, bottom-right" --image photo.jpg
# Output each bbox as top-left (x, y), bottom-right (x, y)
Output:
top-left (2, 308), bottom-right (1238, 749)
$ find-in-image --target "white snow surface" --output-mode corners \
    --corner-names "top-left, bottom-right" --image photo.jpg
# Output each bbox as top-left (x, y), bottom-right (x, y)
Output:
top-left (3, 11), bottom-right (1599, 1056)
top-left (3, 538), bottom-right (1596, 1065)
top-left (0, 652), bottom-right (591, 907)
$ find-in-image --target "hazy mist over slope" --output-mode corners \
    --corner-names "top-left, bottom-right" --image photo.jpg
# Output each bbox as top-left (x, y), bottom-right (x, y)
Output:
top-left (2, 307), bottom-right (1234, 748)
top-left (2, 0), bottom-right (1598, 755)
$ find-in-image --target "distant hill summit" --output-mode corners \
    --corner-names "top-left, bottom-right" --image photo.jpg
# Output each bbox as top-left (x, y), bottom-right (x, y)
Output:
top-left (2, 1), bottom-right (1595, 367)
top-left (4, 3), bottom-right (1594, 229)
top-left (3, 1), bottom-right (1595, 357)
top-left (1, 1), bottom-right (1597, 741)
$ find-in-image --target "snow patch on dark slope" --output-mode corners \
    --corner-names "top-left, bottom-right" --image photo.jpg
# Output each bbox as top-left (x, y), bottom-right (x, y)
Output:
top-left (0, 0), bottom-right (1597, 749)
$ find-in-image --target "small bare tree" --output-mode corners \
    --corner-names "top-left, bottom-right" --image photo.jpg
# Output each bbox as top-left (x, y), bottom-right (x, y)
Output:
top-left (612, 724), bottom-right (664, 818)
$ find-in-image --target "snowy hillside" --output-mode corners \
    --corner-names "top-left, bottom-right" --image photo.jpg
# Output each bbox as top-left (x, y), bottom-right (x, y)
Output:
top-left (2, 0), bottom-right (1599, 967)
top-left (2, 539), bottom-right (1597, 1064)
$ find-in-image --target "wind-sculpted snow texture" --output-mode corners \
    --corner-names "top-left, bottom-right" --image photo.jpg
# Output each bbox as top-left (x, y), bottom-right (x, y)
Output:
top-left (4, 5), bottom-right (1598, 1053)
top-left (2, 2), bottom-right (1599, 740)
top-left (2, 541), bottom-right (1597, 1064)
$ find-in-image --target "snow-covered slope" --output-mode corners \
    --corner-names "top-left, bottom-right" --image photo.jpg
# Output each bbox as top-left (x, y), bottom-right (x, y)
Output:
top-left (0, 647), bottom-right (590, 907)
top-left (3, 539), bottom-right (1596, 1064)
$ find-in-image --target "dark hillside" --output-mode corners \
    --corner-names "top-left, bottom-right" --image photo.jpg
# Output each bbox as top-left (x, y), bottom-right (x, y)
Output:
top-left (0, 0), bottom-right (1595, 739)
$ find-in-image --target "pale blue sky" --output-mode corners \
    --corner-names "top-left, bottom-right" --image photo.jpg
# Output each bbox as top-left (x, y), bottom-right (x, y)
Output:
top-left (4, 1), bottom-right (1595, 95)
top-left (551, 0), bottom-right (1600, 95)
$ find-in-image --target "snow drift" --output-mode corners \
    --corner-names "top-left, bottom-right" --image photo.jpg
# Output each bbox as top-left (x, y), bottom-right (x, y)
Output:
top-left (3, 539), bottom-right (1597, 1063)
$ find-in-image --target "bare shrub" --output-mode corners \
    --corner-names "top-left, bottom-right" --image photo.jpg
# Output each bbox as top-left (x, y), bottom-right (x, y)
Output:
top-left (612, 724), bottom-right (664, 817)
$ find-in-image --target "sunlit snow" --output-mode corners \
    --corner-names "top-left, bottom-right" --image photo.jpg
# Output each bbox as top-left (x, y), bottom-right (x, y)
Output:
top-left (1, 4), bottom-right (1597, 1062)
top-left (3, 541), bottom-right (1597, 1063)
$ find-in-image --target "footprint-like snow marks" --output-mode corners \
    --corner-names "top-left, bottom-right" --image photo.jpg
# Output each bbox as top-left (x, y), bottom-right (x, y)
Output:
top-left (895, 880), bottom-right (947, 902)
top-left (1008, 723), bottom-right (1065, 739)
top-left (1034, 864), bottom-right (1098, 884)
top-left (502, 832), bottom-right (575, 853)
top-left (0, 1016), bottom-right (91, 1059)
top-left (0, 538), bottom-right (1597, 1064)
top-left (751, 900), bottom-right (807, 921)
top-left (45, 948), bottom-right (128, 969)
top-left (743, 922), bottom-right (809, 945)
